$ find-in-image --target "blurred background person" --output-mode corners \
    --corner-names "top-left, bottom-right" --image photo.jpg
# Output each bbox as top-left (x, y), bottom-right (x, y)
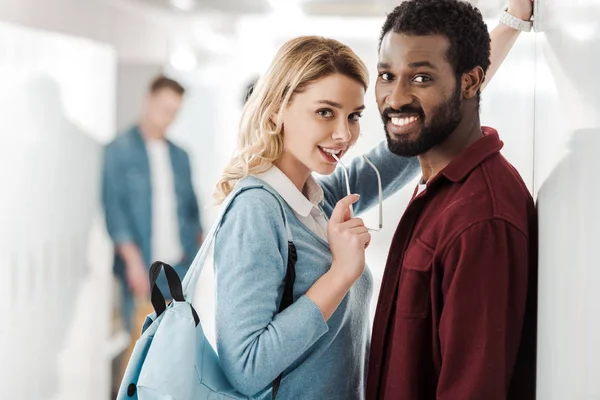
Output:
top-left (242, 75), bottom-right (259, 105)
top-left (102, 74), bottom-right (203, 391)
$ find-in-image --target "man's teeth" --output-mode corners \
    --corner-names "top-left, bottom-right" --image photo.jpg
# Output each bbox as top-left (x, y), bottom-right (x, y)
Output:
top-left (391, 116), bottom-right (419, 126)
top-left (321, 148), bottom-right (342, 155)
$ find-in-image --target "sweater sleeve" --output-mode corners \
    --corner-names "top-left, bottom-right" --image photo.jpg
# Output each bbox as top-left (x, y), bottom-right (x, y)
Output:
top-left (437, 219), bottom-right (531, 399)
top-left (214, 190), bottom-right (329, 396)
top-left (319, 140), bottom-right (420, 217)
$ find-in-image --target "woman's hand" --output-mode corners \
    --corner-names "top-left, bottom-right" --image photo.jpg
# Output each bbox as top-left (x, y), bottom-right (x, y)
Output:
top-left (327, 194), bottom-right (371, 284)
top-left (508, 0), bottom-right (534, 21)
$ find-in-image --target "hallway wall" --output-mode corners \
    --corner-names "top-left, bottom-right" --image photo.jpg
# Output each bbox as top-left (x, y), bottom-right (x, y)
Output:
top-left (533, 0), bottom-right (600, 397)
top-left (0, 21), bottom-right (116, 400)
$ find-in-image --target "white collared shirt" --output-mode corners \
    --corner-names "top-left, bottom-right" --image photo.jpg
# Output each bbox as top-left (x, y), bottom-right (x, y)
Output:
top-left (254, 166), bottom-right (329, 242)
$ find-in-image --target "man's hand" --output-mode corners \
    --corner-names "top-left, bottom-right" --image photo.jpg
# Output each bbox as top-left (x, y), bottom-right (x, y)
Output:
top-left (508, 0), bottom-right (534, 21)
top-left (126, 260), bottom-right (150, 298)
top-left (117, 242), bottom-right (150, 298)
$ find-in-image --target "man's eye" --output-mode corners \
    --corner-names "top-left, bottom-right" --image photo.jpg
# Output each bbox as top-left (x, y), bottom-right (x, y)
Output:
top-left (379, 72), bottom-right (394, 81)
top-left (317, 109), bottom-right (334, 118)
top-left (413, 75), bottom-right (432, 83)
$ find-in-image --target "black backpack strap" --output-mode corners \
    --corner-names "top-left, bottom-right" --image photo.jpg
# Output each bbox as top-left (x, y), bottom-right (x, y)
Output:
top-left (149, 261), bottom-right (200, 326)
top-left (243, 181), bottom-right (296, 400)
top-left (271, 240), bottom-right (297, 400)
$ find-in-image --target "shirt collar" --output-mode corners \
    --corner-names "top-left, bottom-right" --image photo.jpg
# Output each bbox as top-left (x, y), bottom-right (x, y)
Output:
top-left (440, 126), bottom-right (504, 183)
top-left (254, 166), bottom-right (324, 218)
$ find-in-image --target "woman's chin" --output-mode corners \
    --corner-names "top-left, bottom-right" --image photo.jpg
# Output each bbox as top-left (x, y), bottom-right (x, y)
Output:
top-left (313, 162), bottom-right (337, 176)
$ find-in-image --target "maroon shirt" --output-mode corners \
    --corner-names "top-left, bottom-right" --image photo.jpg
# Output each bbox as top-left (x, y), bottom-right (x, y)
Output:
top-left (367, 128), bottom-right (538, 400)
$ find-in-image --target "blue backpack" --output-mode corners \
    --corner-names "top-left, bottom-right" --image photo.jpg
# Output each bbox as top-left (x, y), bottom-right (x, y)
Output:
top-left (117, 181), bottom-right (297, 400)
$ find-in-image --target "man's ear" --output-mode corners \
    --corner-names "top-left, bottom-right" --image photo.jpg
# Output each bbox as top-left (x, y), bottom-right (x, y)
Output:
top-left (461, 66), bottom-right (485, 99)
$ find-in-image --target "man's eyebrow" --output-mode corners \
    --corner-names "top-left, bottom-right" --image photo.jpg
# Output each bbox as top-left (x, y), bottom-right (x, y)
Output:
top-left (408, 61), bottom-right (437, 70)
top-left (317, 100), bottom-right (365, 112)
top-left (377, 62), bottom-right (390, 69)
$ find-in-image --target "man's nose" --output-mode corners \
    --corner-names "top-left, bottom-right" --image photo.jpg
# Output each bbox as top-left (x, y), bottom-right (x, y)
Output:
top-left (386, 81), bottom-right (413, 111)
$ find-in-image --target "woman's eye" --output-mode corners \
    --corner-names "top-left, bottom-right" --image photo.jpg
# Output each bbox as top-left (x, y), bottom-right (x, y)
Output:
top-left (349, 113), bottom-right (363, 122)
top-left (379, 72), bottom-right (394, 81)
top-left (317, 109), bottom-right (334, 118)
top-left (413, 75), bottom-right (432, 83)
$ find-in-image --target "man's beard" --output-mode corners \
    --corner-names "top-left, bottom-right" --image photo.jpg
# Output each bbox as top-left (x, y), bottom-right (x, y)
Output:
top-left (382, 85), bottom-right (463, 157)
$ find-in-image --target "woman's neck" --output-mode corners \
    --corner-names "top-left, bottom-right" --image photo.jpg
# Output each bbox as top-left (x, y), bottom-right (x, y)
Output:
top-left (273, 153), bottom-right (311, 193)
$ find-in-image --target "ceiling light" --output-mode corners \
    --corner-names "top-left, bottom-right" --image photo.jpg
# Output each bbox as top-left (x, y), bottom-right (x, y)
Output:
top-left (169, 46), bottom-right (197, 71)
top-left (170, 0), bottom-right (195, 11)
top-left (268, 0), bottom-right (303, 17)
top-left (192, 25), bottom-right (233, 55)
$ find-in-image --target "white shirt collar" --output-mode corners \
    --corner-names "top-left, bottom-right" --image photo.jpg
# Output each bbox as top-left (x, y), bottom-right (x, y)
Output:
top-left (254, 166), bottom-right (324, 218)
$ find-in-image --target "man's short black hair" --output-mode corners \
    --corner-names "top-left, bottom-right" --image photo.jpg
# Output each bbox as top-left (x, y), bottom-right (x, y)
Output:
top-left (379, 0), bottom-right (491, 80)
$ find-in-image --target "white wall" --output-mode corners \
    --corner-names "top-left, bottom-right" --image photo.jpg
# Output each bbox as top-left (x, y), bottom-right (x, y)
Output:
top-left (480, 33), bottom-right (536, 190)
top-left (533, 0), bottom-right (600, 398)
top-left (0, 0), bottom-right (173, 63)
top-left (0, 0), bottom-right (182, 140)
top-left (0, 22), bottom-right (116, 400)
top-left (116, 63), bottom-right (163, 132)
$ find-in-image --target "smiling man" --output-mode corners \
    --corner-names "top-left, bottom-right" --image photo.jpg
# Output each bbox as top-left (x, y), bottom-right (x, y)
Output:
top-left (366, 1), bottom-right (538, 399)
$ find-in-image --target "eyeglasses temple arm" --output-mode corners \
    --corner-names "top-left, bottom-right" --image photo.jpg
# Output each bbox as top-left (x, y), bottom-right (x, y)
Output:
top-left (362, 155), bottom-right (383, 229)
top-left (332, 154), bottom-right (355, 217)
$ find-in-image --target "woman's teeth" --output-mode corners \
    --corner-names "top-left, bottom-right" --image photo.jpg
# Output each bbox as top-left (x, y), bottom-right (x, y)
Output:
top-left (391, 116), bottom-right (419, 126)
top-left (320, 147), bottom-right (342, 156)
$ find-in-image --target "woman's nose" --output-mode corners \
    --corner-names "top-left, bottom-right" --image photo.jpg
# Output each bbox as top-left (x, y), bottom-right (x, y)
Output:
top-left (332, 120), bottom-right (352, 142)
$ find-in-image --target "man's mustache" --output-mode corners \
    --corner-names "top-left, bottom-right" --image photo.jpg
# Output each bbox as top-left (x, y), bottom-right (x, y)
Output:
top-left (381, 106), bottom-right (424, 120)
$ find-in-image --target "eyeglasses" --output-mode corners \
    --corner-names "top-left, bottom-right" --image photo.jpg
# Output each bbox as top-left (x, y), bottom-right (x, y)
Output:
top-left (331, 153), bottom-right (383, 232)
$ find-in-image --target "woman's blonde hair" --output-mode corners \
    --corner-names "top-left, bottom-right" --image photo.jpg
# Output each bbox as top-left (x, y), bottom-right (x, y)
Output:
top-left (214, 36), bottom-right (369, 203)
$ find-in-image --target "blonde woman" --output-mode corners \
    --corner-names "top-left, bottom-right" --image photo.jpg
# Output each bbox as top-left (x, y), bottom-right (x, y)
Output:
top-left (213, 36), bottom-right (404, 400)
top-left (213, 30), bottom-right (520, 398)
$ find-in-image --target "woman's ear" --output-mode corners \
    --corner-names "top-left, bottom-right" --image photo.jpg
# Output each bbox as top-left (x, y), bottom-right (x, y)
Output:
top-left (270, 109), bottom-right (285, 128)
top-left (461, 66), bottom-right (485, 99)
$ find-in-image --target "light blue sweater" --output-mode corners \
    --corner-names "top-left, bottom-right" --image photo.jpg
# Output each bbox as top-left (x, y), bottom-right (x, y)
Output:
top-left (214, 141), bottom-right (419, 399)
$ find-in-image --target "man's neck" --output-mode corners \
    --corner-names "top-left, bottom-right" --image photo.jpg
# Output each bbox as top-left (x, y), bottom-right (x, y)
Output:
top-left (418, 117), bottom-right (483, 182)
top-left (139, 121), bottom-right (166, 141)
